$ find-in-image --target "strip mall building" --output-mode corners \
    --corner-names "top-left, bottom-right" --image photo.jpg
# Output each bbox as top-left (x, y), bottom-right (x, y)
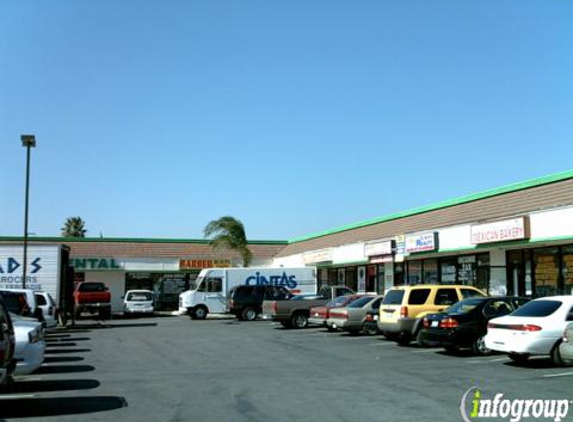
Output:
top-left (2, 169), bottom-right (573, 312)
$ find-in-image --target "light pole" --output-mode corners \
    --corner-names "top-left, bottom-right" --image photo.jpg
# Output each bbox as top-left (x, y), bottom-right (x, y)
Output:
top-left (21, 134), bottom-right (36, 289)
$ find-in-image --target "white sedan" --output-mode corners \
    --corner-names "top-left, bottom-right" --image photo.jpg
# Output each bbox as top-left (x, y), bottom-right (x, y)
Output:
top-left (484, 295), bottom-right (573, 365)
top-left (12, 316), bottom-right (45, 375)
top-left (559, 322), bottom-right (573, 365)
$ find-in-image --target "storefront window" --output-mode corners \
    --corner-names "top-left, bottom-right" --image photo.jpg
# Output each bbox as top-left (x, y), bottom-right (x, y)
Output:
top-left (407, 260), bottom-right (423, 285)
top-left (440, 258), bottom-right (457, 284)
top-left (457, 255), bottom-right (476, 286)
top-left (328, 269), bottom-right (337, 286)
top-left (366, 265), bottom-right (377, 292)
top-left (318, 268), bottom-right (329, 290)
top-left (346, 267), bottom-right (357, 292)
top-left (376, 264), bottom-right (385, 294)
top-left (126, 273), bottom-right (190, 311)
top-left (562, 246), bottom-right (573, 295)
top-left (423, 259), bottom-right (438, 284)
top-left (533, 248), bottom-right (560, 297)
top-left (394, 262), bottom-right (405, 286)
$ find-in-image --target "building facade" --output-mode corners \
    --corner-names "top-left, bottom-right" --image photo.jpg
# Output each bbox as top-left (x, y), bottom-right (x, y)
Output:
top-left (273, 170), bottom-right (573, 298)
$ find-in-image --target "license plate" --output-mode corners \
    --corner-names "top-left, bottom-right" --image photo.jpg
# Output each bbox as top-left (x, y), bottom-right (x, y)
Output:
top-left (431, 321), bottom-right (439, 328)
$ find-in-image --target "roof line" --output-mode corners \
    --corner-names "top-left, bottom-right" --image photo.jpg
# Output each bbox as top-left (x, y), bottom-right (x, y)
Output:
top-left (0, 236), bottom-right (288, 245)
top-left (288, 168), bottom-right (573, 244)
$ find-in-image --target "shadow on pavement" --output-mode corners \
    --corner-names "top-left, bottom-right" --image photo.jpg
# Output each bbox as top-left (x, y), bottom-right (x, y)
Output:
top-left (44, 348), bottom-right (91, 355)
top-left (104, 323), bottom-right (158, 328)
top-left (0, 396), bottom-right (128, 418)
top-left (7, 379), bottom-right (100, 393)
top-left (35, 364), bottom-right (95, 375)
top-left (503, 357), bottom-right (556, 369)
top-left (46, 342), bottom-right (77, 348)
top-left (43, 356), bottom-right (85, 364)
top-left (46, 337), bottom-right (90, 342)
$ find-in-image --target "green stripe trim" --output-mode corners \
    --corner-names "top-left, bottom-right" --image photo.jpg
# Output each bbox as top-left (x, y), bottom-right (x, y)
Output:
top-left (0, 236), bottom-right (287, 245)
top-left (289, 168), bottom-right (573, 244)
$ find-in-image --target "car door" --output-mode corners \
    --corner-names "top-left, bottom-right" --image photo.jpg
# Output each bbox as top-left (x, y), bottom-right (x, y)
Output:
top-left (203, 277), bottom-right (225, 313)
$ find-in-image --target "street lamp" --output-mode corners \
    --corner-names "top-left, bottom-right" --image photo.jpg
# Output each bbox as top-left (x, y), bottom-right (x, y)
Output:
top-left (21, 134), bottom-right (36, 289)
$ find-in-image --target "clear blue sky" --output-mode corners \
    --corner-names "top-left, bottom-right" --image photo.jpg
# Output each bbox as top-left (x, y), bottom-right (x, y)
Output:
top-left (1, 0), bottom-right (572, 241)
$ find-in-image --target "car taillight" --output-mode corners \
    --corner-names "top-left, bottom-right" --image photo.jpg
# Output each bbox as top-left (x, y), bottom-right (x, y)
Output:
top-left (229, 299), bottom-right (234, 308)
top-left (325, 309), bottom-right (330, 318)
top-left (271, 301), bottom-right (277, 313)
top-left (331, 310), bottom-right (348, 320)
top-left (423, 318), bottom-right (430, 328)
top-left (439, 318), bottom-right (459, 329)
top-left (400, 306), bottom-right (408, 318)
top-left (488, 323), bottom-right (542, 332)
top-left (365, 314), bottom-right (374, 322)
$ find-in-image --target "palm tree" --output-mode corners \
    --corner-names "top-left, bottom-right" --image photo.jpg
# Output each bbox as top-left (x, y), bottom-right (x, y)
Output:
top-left (204, 216), bottom-right (252, 267)
top-left (61, 216), bottom-right (87, 237)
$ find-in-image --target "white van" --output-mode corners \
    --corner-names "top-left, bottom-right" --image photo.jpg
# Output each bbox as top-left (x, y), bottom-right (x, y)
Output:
top-left (179, 267), bottom-right (316, 319)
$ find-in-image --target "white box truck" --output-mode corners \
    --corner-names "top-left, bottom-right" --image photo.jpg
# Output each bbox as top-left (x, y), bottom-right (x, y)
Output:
top-left (178, 267), bottom-right (316, 319)
top-left (0, 244), bottom-right (73, 325)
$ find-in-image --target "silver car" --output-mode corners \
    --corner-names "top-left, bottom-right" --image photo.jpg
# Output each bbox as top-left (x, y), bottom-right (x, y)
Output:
top-left (327, 295), bottom-right (384, 334)
top-left (559, 322), bottom-right (573, 365)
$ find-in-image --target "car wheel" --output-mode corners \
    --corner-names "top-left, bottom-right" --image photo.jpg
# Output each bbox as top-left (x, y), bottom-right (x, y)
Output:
top-left (242, 307), bottom-right (257, 322)
top-left (397, 333), bottom-right (412, 346)
top-left (290, 312), bottom-right (308, 329)
top-left (444, 345), bottom-right (460, 354)
top-left (551, 341), bottom-right (565, 367)
top-left (415, 330), bottom-right (429, 347)
top-left (472, 336), bottom-right (491, 356)
top-left (363, 323), bottom-right (378, 336)
top-left (326, 325), bottom-right (337, 332)
top-left (194, 306), bottom-right (208, 320)
top-left (508, 353), bottom-right (530, 364)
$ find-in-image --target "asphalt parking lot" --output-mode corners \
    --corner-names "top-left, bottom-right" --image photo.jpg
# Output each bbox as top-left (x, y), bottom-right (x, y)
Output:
top-left (1, 316), bottom-right (572, 422)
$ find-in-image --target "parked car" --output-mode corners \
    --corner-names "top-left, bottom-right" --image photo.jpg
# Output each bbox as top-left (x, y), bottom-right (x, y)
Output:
top-left (0, 298), bottom-right (16, 389)
top-left (12, 317), bottom-right (45, 375)
top-left (0, 288), bottom-right (43, 322)
top-left (309, 294), bottom-right (366, 329)
top-left (35, 291), bottom-right (57, 328)
top-left (378, 285), bottom-right (486, 346)
top-left (327, 295), bottom-right (383, 334)
top-left (485, 295), bottom-right (573, 365)
top-left (419, 296), bottom-right (529, 355)
top-left (74, 282), bottom-right (112, 319)
top-left (362, 309), bottom-right (380, 336)
top-left (262, 285), bottom-right (356, 329)
top-left (123, 290), bottom-right (155, 317)
top-left (559, 323), bottom-right (573, 365)
top-left (228, 285), bottom-right (292, 321)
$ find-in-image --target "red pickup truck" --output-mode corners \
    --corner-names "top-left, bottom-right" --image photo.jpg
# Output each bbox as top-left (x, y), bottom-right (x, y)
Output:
top-left (73, 282), bottom-right (112, 320)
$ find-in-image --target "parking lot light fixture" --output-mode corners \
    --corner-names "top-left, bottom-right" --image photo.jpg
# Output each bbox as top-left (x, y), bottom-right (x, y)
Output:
top-left (21, 134), bottom-right (36, 289)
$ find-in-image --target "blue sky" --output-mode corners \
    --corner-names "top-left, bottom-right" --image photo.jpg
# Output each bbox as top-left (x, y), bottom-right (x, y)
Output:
top-left (1, 0), bottom-right (572, 241)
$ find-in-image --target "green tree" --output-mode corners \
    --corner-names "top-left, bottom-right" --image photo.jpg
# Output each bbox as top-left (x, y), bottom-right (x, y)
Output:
top-left (61, 216), bottom-right (87, 237)
top-left (204, 216), bottom-right (252, 267)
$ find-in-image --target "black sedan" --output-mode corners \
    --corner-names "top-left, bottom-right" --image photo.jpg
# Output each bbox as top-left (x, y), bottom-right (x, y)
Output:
top-left (418, 296), bottom-right (529, 355)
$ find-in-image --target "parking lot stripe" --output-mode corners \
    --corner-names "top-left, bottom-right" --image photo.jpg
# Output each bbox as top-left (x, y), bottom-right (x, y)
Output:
top-left (412, 349), bottom-right (440, 354)
top-left (543, 372), bottom-right (573, 378)
top-left (0, 394), bottom-right (36, 399)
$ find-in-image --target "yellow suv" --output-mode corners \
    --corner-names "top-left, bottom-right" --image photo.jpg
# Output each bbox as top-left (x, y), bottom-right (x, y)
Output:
top-left (377, 284), bottom-right (486, 346)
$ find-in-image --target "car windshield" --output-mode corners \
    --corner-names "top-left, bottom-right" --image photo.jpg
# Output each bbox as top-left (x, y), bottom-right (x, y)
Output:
top-left (445, 298), bottom-right (486, 315)
top-left (126, 292), bottom-right (153, 301)
top-left (348, 296), bottom-right (375, 308)
top-left (326, 296), bottom-right (351, 307)
top-left (382, 290), bottom-right (405, 305)
top-left (510, 300), bottom-right (562, 317)
top-left (78, 283), bottom-right (106, 292)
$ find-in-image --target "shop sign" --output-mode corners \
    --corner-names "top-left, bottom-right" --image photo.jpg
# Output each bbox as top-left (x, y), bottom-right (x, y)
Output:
top-left (302, 249), bottom-right (333, 265)
top-left (405, 232), bottom-right (439, 253)
top-left (369, 255), bottom-right (393, 264)
top-left (179, 259), bottom-right (231, 270)
top-left (395, 235), bottom-right (406, 255)
top-left (470, 217), bottom-right (530, 245)
top-left (364, 240), bottom-right (394, 257)
top-left (71, 258), bottom-right (122, 271)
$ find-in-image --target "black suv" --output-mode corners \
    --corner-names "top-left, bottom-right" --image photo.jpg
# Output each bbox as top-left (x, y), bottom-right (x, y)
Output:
top-left (229, 285), bottom-right (292, 321)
